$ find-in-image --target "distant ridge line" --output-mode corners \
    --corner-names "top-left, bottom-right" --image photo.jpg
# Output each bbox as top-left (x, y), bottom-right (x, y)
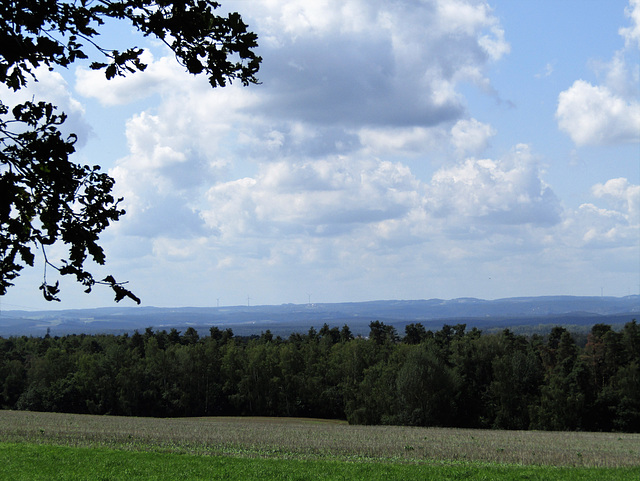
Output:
top-left (1, 295), bottom-right (637, 337)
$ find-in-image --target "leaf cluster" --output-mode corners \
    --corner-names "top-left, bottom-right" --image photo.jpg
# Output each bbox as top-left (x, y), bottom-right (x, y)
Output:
top-left (0, 1), bottom-right (260, 302)
top-left (0, 100), bottom-right (139, 302)
top-left (1, 0), bottom-right (261, 91)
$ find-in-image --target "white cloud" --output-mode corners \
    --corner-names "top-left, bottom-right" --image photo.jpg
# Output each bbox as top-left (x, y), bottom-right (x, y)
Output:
top-left (557, 0), bottom-right (640, 147)
top-left (620, 0), bottom-right (640, 48)
top-left (426, 144), bottom-right (562, 229)
top-left (358, 126), bottom-right (447, 157)
top-left (592, 177), bottom-right (640, 223)
top-left (572, 204), bottom-right (635, 247)
top-left (556, 177), bottom-right (639, 250)
top-left (75, 51), bottom-right (182, 106)
top-left (151, 236), bottom-right (209, 261)
top-left (597, 51), bottom-right (640, 98)
top-left (100, 0), bottom-right (512, 248)
top-left (359, 117), bottom-right (496, 161)
top-left (450, 118), bottom-right (496, 157)
top-left (556, 80), bottom-right (640, 146)
top-left (201, 157), bottom-right (420, 239)
top-left (190, 142), bottom-right (567, 281)
top-left (236, 0), bottom-right (508, 128)
top-left (72, 2), bottom-right (639, 305)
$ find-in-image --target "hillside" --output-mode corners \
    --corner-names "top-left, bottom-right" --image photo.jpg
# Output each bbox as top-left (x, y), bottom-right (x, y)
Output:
top-left (1, 295), bottom-right (638, 337)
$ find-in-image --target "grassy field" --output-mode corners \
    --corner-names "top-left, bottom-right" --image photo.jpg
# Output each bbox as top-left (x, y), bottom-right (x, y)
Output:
top-left (1, 410), bottom-right (639, 479)
top-left (2, 442), bottom-right (640, 481)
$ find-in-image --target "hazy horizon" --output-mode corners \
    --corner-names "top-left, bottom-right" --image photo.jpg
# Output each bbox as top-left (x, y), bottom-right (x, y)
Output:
top-left (2, 293), bottom-right (639, 314)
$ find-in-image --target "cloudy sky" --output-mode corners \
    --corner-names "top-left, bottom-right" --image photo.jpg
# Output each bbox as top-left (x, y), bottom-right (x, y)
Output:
top-left (3, 0), bottom-right (639, 310)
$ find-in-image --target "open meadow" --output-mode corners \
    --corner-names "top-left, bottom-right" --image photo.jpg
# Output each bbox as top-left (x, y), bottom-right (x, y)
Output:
top-left (1, 410), bottom-right (639, 480)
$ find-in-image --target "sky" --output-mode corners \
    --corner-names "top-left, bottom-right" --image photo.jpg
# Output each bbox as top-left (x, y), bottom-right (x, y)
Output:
top-left (2, 0), bottom-right (639, 310)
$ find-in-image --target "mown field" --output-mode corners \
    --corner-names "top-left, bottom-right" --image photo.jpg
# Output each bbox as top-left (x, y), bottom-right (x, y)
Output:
top-left (1, 410), bottom-right (639, 480)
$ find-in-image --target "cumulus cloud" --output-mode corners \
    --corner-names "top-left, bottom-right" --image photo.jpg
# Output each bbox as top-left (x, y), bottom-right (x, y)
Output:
top-left (201, 158), bottom-right (420, 239)
top-left (556, 80), bottom-right (640, 146)
top-left (94, 0), bottom-right (512, 247)
top-left (592, 177), bottom-right (640, 223)
top-left (357, 126), bottom-right (447, 157)
top-left (234, 0), bottom-right (508, 128)
top-left (426, 144), bottom-right (562, 230)
top-left (73, 2), bottom-right (636, 302)
top-left (93, 0), bottom-right (597, 301)
top-left (556, 0), bottom-right (640, 146)
top-left (193, 142), bottom-right (566, 277)
top-left (552, 177), bottom-right (639, 251)
top-left (450, 118), bottom-right (496, 157)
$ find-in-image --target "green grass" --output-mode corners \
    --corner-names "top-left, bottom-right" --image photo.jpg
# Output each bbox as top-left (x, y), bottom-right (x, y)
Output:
top-left (1, 442), bottom-right (639, 481)
top-left (1, 411), bottom-right (639, 480)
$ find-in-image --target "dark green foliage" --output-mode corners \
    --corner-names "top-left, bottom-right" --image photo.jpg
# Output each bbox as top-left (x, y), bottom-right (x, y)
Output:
top-left (395, 343), bottom-right (458, 426)
top-left (0, 321), bottom-right (638, 431)
top-left (532, 329), bottom-right (588, 430)
top-left (403, 323), bottom-right (428, 344)
top-left (1, 0), bottom-right (260, 301)
top-left (369, 320), bottom-right (399, 345)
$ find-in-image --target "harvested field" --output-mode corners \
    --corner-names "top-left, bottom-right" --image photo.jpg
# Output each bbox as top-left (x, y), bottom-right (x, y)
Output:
top-left (1, 410), bottom-right (638, 467)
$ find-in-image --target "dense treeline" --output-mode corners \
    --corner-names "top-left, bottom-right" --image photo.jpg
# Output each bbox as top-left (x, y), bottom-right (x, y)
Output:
top-left (1, 320), bottom-right (638, 432)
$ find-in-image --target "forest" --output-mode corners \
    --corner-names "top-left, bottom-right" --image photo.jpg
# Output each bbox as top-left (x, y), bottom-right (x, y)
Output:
top-left (0, 320), bottom-right (638, 432)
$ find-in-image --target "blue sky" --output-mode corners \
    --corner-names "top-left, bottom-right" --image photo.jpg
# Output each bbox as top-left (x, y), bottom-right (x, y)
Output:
top-left (2, 0), bottom-right (639, 310)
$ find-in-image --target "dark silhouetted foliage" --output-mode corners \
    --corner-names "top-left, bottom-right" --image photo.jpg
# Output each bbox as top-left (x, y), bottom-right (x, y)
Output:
top-left (1, 321), bottom-right (638, 431)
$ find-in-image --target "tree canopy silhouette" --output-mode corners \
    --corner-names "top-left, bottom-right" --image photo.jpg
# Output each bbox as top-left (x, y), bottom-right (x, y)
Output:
top-left (0, 0), bottom-right (261, 302)
top-left (1, 321), bottom-right (638, 431)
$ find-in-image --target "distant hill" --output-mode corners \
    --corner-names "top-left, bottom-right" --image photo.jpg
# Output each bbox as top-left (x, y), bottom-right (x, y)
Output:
top-left (1, 295), bottom-right (638, 337)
